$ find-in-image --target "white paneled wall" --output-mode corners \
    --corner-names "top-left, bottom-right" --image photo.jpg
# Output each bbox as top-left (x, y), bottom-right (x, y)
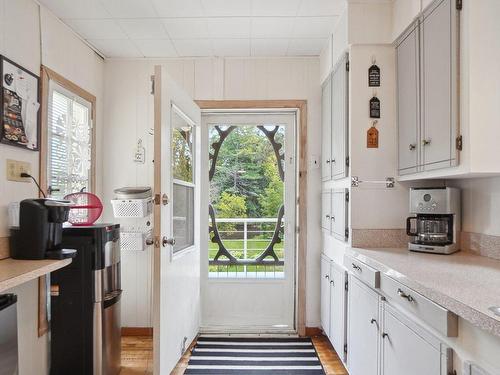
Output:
top-left (103, 56), bottom-right (323, 328)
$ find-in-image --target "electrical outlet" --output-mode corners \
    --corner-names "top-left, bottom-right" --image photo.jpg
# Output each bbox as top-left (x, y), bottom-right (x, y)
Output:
top-left (6, 159), bottom-right (31, 182)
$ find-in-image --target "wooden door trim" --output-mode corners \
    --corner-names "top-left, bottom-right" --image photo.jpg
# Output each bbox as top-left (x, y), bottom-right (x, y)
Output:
top-left (196, 99), bottom-right (308, 337)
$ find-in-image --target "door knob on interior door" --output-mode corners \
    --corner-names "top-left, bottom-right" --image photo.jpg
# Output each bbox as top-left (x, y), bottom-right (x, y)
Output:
top-left (162, 237), bottom-right (175, 247)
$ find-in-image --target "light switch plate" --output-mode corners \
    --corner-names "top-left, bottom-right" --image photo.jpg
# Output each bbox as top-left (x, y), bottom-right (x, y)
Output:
top-left (6, 159), bottom-right (31, 182)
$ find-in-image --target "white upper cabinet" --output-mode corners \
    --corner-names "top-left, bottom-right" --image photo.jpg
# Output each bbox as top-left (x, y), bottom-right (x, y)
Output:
top-left (321, 190), bottom-right (332, 232)
top-left (322, 76), bottom-right (332, 181)
top-left (322, 54), bottom-right (349, 182)
top-left (331, 54), bottom-right (349, 180)
top-left (420, 0), bottom-right (458, 170)
top-left (396, 22), bottom-right (419, 175)
top-left (396, 0), bottom-right (460, 177)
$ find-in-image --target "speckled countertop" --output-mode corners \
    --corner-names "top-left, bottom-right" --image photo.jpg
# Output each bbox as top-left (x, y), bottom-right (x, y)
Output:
top-left (346, 247), bottom-right (500, 337)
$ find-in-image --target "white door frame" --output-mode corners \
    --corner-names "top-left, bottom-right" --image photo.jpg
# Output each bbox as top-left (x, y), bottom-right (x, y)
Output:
top-left (200, 111), bottom-right (297, 333)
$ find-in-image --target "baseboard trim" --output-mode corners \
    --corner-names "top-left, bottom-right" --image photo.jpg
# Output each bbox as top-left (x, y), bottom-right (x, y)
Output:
top-left (121, 327), bottom-right (153, 336)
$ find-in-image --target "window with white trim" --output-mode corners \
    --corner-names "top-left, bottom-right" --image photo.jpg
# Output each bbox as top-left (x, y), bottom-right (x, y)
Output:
top-left (47, 80), bottom-right (93, 198)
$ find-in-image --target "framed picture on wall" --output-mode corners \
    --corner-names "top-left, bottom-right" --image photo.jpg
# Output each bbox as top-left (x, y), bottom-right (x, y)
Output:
top-left (0, 55), bottom-right (40, 151)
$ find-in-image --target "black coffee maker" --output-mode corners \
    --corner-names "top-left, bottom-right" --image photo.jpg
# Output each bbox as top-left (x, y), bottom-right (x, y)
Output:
top-left (10, 199), bottom-right (77, 260)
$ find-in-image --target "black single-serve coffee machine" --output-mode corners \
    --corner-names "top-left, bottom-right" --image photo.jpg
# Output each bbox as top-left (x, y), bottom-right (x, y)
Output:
top-left (10, 199), bottom-right (77, 260)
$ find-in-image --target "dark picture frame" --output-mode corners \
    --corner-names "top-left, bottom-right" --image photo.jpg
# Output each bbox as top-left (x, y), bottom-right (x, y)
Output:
top-left (0, 55), bottom-right (40, 151)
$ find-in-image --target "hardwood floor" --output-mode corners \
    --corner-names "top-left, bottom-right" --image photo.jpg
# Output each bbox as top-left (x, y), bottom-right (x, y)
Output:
top-left (120, 334), bottom-right (348, 375)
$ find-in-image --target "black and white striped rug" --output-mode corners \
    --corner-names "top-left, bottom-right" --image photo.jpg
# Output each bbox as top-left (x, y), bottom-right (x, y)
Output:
top-left (184, 336), bottom-right (326, 374)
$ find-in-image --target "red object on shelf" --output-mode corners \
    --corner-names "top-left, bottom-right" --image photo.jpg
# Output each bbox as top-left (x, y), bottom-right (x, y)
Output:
top-left (64, 192), bottom-right (103, 226)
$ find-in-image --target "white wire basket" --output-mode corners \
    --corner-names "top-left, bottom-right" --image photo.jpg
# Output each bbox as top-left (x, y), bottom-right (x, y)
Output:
top-left (120, 230), bottom-right (152, 251)
top-left (111, 198), bottom-right (153, 218)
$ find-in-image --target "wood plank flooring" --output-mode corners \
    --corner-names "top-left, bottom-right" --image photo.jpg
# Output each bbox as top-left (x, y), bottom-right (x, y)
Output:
top-left (120, 334), bottom-right (348, 375)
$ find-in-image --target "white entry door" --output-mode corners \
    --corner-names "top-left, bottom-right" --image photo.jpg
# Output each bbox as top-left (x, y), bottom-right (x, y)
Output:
top-left (152, 66), bottom-right (202, 374)
top-left (200, 112), bottom-right (297, 333)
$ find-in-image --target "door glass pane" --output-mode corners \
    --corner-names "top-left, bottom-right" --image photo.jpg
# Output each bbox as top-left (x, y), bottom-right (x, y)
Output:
top-left (208, 124), bottom-right (286, 279)
top-left (172, 110), bottom-right (194, 183)
top-left (173, 183), bottom-right (194, 253)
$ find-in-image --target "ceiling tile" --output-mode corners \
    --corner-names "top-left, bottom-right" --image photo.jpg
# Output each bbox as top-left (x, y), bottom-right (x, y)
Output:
top-left (251, 38), bottom-right (289, 56)
top-left (292, 16), bottom-right (336, 38)
top-left (65, 19), bottom-right (127, 39)
top-left (251, 17), bottom-right (294, 38)
top-left (201, 0), bottom-right (251, 16)
top-left (173, 39), bottom-right (213, 57)
top-left (298, 0), bottom-right (345, 16)
top-left (38, 0), bottom-right (110, 19)
top-left (206, 18), bottom-right (251, 39)
top-left (118, 19), bottom-right (167, 39)
top-left (100, 0), bottom-right (158, 18)
top-left (162, 18), bottom-right (209, 39)
top-left (212, 39), bottom-right (250, 57)
top-left (251, 0), bottom-right (301, 16)
top-left (151, 0), bottom-right (204, 17)
top-left (89, 39), bottom-right (142, 58)
top-left (135, 39), bottom-right (178, 57)
top-left (287, 38), bottom-right (326, 56)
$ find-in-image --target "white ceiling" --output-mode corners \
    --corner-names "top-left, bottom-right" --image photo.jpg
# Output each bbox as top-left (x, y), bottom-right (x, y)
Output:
top-left (38, 0), bottom-right (345, 58)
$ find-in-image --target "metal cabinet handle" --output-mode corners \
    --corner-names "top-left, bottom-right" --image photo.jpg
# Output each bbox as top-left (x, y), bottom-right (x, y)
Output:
top-left (330, 215), bottom-right (336, 221)
top-left (326, 160), bottom-right (331, 164)
top-left (330, 280), bottom-right (335, 286)
top-left (325, 274), bottom-right (329, 280)
top-left (162, 237), bottom-right (176, 247)
top-left (145, 237), bottom-right (154, 246)
top-left (370, 318), bottom-right (377, 324)
top-left (397, 288), bottom-right (414, 302)
top-left (409, 143), bottom-right (416, 151)
top-left (326, 214), bottom-right (330, 219)
top-left (352, 263), bottom-right (362, 272)
top-left (382, 333), bottom-right (389, 339)
top-left (422, 139), bottom-right (431, 146)
top-left (332, 159), bottom-right (336, 164)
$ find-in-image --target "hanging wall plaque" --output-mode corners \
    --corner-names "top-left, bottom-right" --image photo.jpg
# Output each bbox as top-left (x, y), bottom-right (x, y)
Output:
top-left (369, 96), bottom-right (380, 118)
top-left (368, 64), bottom-right (380, 87)
top-left (367, 124), bottom-right (379, 148)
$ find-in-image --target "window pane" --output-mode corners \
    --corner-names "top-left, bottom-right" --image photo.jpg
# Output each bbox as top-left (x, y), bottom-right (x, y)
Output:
top-left (47, 82), bottom-right (92, 198)
top-left (172, 110), bottom-right (194, 183)
top-left (173, 183), bottom-right (194, 253)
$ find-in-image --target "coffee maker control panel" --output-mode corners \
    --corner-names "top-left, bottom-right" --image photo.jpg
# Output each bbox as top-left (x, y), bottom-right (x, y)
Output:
top-left (410, 187), bottom-right (460, 215)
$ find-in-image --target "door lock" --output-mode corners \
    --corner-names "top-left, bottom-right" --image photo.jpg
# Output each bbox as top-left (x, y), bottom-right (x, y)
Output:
top-left (162, 237), bottom-right (176, 247)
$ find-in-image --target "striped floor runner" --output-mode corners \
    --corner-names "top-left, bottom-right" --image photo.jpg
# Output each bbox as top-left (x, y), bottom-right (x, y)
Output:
top-left (184, 336), bottom-right (326, 374)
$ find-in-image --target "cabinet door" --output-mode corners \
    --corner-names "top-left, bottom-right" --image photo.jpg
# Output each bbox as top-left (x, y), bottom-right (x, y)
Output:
top-left (320, 256), bottom-right (332, 337)
top-left (332, 54), bottom-right (349, 180)
top-left (331, 189), bottom-right (348, 241)
top-left (347, 275), bottom-right (380, 375)
top-left (329, 265), bottom-right (347, 363)
top-left (322, 76), bottom-right (332, 181)
top-left (321, 190), bottom-right (332, 232)
top-left (421, 0), bottom-right (457, 169)
top-left (397, 23), bottom-right (419, 174)
top-left (382, 307), bottom-right (442, 375)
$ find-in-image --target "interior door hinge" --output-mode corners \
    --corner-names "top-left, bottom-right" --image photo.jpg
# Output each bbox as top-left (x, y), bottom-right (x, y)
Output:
top-left (345, 156), bottom-right (350, 167)
top-left (345, 191), bottom-right (350, 202)
top-left (150, 75), bottom-right (155, 95)
top-left (344, 343), bottom-right (348, 354)
top-left (346, 61), bottom-right (350, 72)
top-left (456, 135), bottom-right (463, 151)
top-left (345, 228), bottom-right (349, 240)
top-left (456, 0), bottom-right (462, 10)
top-left (345, 280), bottom-right (349, 291)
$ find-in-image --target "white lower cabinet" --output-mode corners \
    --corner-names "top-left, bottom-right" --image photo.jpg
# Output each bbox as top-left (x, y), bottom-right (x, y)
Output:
top-left (345, 260), bottom-right (453, 375)
top-left (320, 256), bottom-right (332, 337)
top-left (329, 262), bottom-right (347, 362)
top-left (381, 303), bottom-right (451, 375)
top-left (347, 275), bottom-right (380, 375)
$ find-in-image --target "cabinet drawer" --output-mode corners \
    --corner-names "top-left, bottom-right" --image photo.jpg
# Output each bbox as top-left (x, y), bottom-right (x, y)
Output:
top-left (344, 255), bottom-right (380, 289)
top-left (380, 274), bottom-right (458, 337)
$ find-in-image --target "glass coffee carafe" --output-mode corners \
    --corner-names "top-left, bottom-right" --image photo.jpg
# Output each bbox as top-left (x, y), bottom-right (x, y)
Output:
top-left (407, 215), bottom-right (453, 245)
